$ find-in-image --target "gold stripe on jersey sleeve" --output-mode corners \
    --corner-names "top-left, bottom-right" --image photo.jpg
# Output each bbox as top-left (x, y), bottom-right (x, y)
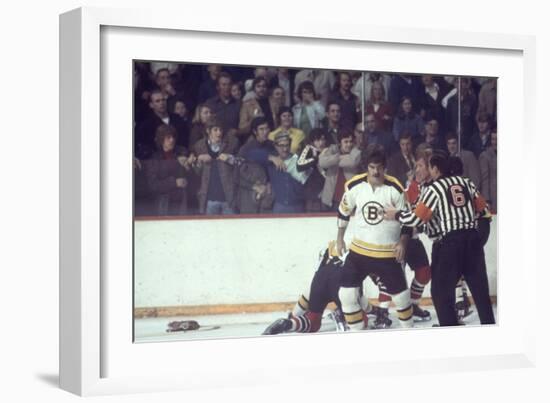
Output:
top-left (344, 173), bottom-right (368, 191)
top-left (350, 239), bottom-right (397, 258)
top-left (384, 174), bottom-right (405, 193)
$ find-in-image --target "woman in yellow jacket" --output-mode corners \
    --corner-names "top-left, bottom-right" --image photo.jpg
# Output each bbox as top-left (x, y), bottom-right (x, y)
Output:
top-left (268, 106), bottom-right (306, 155)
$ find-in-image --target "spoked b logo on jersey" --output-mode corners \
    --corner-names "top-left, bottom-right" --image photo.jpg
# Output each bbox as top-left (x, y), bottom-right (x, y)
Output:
top-left (362, 201), bottom-right (384, 225)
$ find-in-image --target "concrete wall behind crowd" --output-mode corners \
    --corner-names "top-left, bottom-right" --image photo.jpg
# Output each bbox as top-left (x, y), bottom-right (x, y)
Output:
top-left (134, 216), bottom-right (497, 308)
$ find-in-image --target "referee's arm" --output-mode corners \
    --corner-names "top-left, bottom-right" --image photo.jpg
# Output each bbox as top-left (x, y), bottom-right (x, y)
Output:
top-left (468, 178), bottom-right (491, 217)
top-left (396, 202), bottom-right (432, 227)
top-left (385, 187), bottom-right (438, 227)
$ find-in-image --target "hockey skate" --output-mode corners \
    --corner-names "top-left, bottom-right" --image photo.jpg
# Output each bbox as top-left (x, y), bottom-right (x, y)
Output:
top-left (327, 307), bottom-right (349, 332)
top-left (455, 297), bottom-right (472, 321)
top-left (262, 318), bottom-right (292, 335)
top-left (366, 305), bottom-right (381, 319)
top-left (373, 307), bottom-right (392, 329)
top-left (412, 303), bottom-right (431, 321)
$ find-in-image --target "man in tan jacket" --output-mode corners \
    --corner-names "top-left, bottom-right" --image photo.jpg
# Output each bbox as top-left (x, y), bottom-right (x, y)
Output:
top-left (318, 130), bottom-right (362, 210)
top-left (238, 76), bottom-right (278, 143)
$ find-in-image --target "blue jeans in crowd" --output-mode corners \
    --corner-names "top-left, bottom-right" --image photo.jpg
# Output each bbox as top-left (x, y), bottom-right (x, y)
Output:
top-left (272, 202), bottom-right (305, 214)
top-left (205, 200), bottom-right (235, 215)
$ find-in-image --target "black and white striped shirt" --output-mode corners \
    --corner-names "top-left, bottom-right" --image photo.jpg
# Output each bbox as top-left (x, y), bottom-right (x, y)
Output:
top-left (409, 181), bottom-right (443, 240)
top-left (397, 175), bottom-right (488, 238)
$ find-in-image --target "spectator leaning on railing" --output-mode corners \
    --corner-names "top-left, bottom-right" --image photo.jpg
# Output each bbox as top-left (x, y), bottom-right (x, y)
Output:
top-left (268, 106), bottom-right (306, 155)
top-left (132, 64), bottom-right (498, 219)
top-left (237, 117), bottom-right (275, 214)
top-left (245, 131), bottom-right (308, 214)
top-left (318, 130), bottom-right (362, 211)
top-left (193, 118), bottom-right (240, 215)
top-left (297, 128), bottom-right (329, 212)
top-left (144, 124), bottom-right (195, 216)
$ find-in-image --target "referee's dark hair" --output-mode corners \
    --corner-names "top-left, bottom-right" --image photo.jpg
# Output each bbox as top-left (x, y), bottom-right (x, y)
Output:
top-left (429, 150), bottom-right (451, 176)
top-left (448, 156), bottom-right (464, 176)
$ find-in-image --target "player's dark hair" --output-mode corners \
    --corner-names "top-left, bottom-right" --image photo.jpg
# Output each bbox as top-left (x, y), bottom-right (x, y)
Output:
top-left (366, 148), bottom-right (386, 167)
top-left (361, 143), bottom-right (385, 169)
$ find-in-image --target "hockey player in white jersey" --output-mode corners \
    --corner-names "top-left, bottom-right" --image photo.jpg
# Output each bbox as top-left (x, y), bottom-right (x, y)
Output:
top-left (335, 148), bottom-right (414, 329)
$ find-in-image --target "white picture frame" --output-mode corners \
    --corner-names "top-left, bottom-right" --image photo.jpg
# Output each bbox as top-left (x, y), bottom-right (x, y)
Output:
top-left (60, 6), bottom-right (537, 396)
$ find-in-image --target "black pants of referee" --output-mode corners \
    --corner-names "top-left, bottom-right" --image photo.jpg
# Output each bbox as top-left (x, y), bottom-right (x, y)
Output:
top-left (431, 229), bottom-right (495, 326)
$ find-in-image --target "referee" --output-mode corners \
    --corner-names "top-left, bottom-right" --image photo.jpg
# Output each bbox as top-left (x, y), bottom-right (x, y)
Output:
top-left (384, 153), bottom-right (495, 326)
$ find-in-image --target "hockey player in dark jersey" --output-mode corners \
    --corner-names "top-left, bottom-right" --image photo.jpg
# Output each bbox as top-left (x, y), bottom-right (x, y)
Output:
top-left (262, 242), bottom-right (367, 335)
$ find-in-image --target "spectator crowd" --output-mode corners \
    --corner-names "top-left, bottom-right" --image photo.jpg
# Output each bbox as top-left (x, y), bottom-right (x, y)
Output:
top-left (134, 62), bottom-right (498, 217)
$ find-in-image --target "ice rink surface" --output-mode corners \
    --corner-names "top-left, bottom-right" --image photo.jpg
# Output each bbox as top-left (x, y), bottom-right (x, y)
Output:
top-left (135, 304), bottom-right (497, 343)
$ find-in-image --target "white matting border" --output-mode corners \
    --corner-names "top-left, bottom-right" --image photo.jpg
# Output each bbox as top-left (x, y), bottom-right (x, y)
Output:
top-left (60, 6), bottom-right (536, 396)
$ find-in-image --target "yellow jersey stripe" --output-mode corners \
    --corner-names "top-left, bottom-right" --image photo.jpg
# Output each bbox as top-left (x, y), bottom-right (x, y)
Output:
top-left (350, 242), bottom-right (396, 258)
top-left (344, 173), bottom-right (368, 191)
top-left (352, 238), bottom-right (397, 251)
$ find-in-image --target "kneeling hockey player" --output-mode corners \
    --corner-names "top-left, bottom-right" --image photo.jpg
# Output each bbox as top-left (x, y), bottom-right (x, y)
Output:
top-left (262, 242), bottom-right (368, 335)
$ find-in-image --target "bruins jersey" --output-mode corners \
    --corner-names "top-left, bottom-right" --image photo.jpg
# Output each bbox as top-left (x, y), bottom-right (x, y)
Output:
top-left (338, 173), bottom-right (407, 258)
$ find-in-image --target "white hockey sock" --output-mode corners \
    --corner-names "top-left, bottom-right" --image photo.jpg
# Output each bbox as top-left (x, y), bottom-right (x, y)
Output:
top-left (338, 287), bottom-right (365, 330)
top-left (292, 294), bottom-right (309, 317)
top-left (359, 294), bottom-right (370, 313)
top-left (392, 289), bottom-right (414, 328)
